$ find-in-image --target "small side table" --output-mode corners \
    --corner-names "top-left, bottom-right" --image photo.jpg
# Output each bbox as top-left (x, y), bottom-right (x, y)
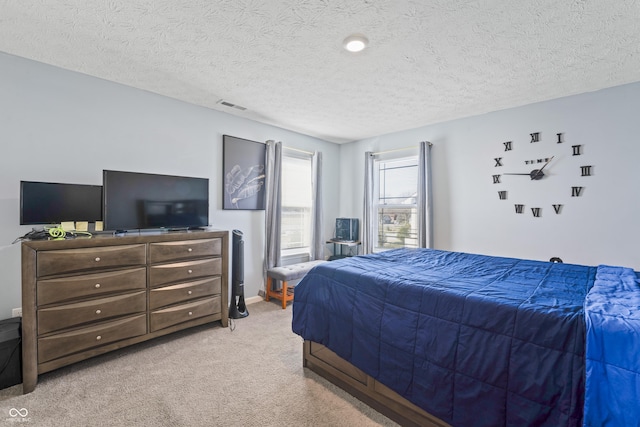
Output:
top-left (326, 239), bottom-right (361, 260)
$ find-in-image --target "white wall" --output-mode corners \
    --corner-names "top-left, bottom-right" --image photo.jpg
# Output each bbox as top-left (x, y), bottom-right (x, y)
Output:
top-left (0, 52), bottom-right (340, 319)
top-left (340, 83), bottom-right (640, 270)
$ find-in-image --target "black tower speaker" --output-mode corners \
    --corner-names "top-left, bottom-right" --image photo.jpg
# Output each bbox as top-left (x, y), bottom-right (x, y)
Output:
top-left (229, 229), bottom-right (248, 319)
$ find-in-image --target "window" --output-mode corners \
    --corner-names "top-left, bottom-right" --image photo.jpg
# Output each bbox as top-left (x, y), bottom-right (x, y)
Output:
top-left (374, 156), bottom-right (418, 251)
top-left (281, 152), bottom-right (313, 256)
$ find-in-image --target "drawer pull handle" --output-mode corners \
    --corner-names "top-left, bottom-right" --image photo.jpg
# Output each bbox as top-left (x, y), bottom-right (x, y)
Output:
top-left (95, 283), bottom-right (101, 289)
top-left (96, 309), bottom-right (102, 314)
top-left (188, 290), bottom-right (193, 295)
top-left (95, 257), bottom-right (101, 262)
top-left (188, 248), bottom-right (193, 252)
top-left (188, 311), bottom-right (193, 316)
top-left (96, 335), bottom-right (102, 341)
top-left (188, 269), bottom-right (193, 274)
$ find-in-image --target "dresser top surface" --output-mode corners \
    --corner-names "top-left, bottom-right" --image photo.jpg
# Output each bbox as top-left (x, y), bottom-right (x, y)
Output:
top-left (21, 229), bottom-right (228, 250)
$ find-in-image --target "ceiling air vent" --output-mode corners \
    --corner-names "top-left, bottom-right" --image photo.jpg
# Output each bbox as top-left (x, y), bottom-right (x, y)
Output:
top-left (216, 100), bottom-right (247, 111)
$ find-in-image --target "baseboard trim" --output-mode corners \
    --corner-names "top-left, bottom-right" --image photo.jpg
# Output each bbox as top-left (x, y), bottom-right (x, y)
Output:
top-left (245, 295), bottom-right (263, 305)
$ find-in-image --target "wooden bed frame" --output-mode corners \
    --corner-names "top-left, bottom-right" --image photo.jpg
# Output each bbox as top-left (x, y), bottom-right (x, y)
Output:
top-left (303, 340), bottom-right (451, 427)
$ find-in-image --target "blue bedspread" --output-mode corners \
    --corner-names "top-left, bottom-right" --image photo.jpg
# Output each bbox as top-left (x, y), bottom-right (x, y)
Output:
top-left (292, 248), bottom-right (597, 427)
top-left (584, 266), bottom-right (640, 427)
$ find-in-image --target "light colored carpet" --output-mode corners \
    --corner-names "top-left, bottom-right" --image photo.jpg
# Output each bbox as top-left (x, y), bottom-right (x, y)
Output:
top-left (0, 301), bottom-right (397, 426)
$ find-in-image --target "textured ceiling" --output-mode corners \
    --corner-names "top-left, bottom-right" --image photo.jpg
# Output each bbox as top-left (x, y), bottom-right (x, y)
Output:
top-left (1, 1), bottom-right (640, 143)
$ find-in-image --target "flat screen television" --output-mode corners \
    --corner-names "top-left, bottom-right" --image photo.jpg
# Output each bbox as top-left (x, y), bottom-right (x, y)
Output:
top-left (103, 170), bottom-right (209, 231)
top-left (20, 181), bottom-right (103, 225)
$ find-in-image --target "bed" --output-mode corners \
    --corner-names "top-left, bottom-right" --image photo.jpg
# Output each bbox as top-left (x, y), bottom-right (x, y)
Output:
top-left (291, 248), bottom-right (640, 427)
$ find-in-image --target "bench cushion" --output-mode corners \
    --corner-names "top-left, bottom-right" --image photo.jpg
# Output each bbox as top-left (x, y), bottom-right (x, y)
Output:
top-left (267, 260), bottom-right (326, 282)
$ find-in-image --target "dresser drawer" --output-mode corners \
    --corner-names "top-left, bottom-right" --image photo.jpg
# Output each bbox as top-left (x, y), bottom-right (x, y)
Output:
top-left (149, 238), bottom-right (222, 264)
top-left (37, 244), bottom-right (147, 277)
top-left (37, 267), bottom-right (146, 306)
top-left (38, 314), bottom-right (147, 363)
top-left (150, 277), bottom-right (221, 310)
top-left (150, 296), bottom-right (220, 332)
top-left (38, 291), bottom-right (147, 335)
top-left (149, 258), bottom-right (221, 287)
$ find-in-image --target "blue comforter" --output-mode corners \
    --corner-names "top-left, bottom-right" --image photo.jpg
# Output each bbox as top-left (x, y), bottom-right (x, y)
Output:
top-left (292, 249), bottom-right (596, 426)
top-left (584, 266), bottom-right (640, 427)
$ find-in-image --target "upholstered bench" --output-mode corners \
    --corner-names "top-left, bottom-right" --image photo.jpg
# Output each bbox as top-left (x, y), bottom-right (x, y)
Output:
top-left (265, 260), bottom-right (326, 309)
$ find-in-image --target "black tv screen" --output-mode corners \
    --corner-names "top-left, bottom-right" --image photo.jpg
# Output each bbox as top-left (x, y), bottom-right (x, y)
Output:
top-left (20, 181), bottom-right (103, 225)
top-left (103, 170), bottom-right (209, 231)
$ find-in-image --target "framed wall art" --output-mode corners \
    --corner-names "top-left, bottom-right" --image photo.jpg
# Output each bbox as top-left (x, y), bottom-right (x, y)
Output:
top-left (222, 135), bottom-right (266, 210)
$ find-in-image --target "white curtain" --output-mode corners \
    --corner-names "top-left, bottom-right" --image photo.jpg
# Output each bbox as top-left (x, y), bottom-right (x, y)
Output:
top-left (417, 141), bottom-right (433, 248)
top-left (310, 151), bottom-right (324, 260)
top-left (264, 140), bottom-right (282, 291)
top-left (362, 151), bottom-right (375, 254)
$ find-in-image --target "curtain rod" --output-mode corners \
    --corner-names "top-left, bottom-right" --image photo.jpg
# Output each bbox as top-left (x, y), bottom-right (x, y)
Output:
top-left (372, 141), bottom-right (431, 156)
top-left (283, 145), bottom-right (314, 155)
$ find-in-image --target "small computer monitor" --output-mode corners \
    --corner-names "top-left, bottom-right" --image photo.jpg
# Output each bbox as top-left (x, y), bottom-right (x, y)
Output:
top-left (335, 218), bottom-right (359, 241)
top-left (20, 181), bottom-right (103, 225)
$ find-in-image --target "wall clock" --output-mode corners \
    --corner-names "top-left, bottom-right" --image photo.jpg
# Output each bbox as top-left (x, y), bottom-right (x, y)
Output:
top-left (492, 132), bottom-right (593, 217)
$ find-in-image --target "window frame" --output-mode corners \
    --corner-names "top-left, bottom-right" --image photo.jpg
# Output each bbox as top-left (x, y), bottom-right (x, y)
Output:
top-left (373, 155), bottom-right (419, 252)
top-left (280, 150), bottom-right (313, 259)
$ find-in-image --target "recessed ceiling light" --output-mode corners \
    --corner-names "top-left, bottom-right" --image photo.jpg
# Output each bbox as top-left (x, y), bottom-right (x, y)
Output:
top-left (343, 34), bottom-right (368, 53)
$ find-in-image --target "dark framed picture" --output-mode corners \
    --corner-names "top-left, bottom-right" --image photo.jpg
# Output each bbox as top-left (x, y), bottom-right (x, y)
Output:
top-left (222, 135), bottom-right (266, 210)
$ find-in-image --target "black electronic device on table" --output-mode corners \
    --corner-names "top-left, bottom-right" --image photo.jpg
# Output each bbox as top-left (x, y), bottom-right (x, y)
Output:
top-left (334, 217), bottom-right (359, 242)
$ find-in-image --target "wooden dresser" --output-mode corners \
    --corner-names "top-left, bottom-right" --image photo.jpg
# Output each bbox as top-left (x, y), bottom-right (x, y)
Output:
top-left (21, 230), bottom-right (228, 393)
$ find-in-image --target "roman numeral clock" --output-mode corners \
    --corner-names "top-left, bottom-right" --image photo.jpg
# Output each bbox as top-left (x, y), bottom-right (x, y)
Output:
top-left (492, 132), bottom-right (593, 217)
